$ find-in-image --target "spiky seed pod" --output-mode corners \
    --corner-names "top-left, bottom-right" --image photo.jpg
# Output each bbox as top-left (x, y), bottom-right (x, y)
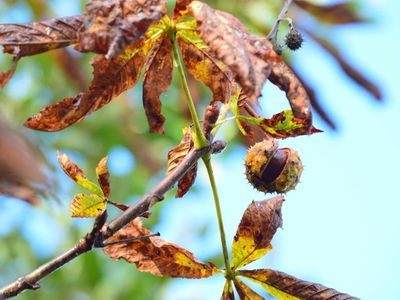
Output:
top-left (245, 139), bottom-right (303, 193)
top-left (285, 28), bottom-right (303, 51)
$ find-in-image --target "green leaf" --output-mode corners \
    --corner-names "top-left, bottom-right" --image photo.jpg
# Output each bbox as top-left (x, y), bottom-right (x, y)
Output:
top-left (70, 193), bottom-right (106, 218)
top-left (76, 176), bottom-right (104, 197)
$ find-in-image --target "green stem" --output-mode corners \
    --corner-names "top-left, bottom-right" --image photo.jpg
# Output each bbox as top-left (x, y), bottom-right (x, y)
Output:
top-left (170, 29), bottom-right (232, 277)
top-left (171, 35), bottom-right (208, 148)
top-left (202, 153), bottom-right (232, 279)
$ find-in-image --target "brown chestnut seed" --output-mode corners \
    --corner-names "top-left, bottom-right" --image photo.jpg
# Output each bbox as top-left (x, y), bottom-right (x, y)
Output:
top-left (245, 140), bottom-right (303, 193)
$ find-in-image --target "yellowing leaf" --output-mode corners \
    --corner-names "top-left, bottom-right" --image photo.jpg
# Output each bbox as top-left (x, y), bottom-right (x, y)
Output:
top-left (70, 193), bottom-right (106, 218)
top-left (233, 278), bottom-right (264, 300)
top-left (56, 151), bottom-right (86, 181)
top-left (221, 280), bottom-right (235, 300)
top-left (76, 176), bottom-right (103, 196)
top-left (96, 156), bottom-right (110, 197)
top-left (239, 269), bottom-right (360, 300)
top-left (231, 197), bottom-right (284, 270)
top-left (103, 218), bottom-right (220, 278)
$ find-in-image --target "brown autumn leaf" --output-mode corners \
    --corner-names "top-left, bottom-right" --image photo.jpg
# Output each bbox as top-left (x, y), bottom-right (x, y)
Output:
top-left (167, 127), bottom-right (198, 198)
top-left (233, 278), bottom-right (264, 300)
top-left (294, 0), bottom-right (366, 25)
top-left (103, 218), bottom-right (219, 278)
top-left (174, 0), bottom-right (193, 19)
top-left (56, 151), bottom-right (86, 182)
top-left (142, 35), bottom-right (173, 134)
top-left (239, 269), bottom-right (360, 300)
top-left (76, 0), bottom-right (167, 59)
top-left (231, 197), bottom-right (284, 270)
top-left (25, 44), bottom-right (148, 131)
top-left (304, 29), bottom-right (382, 101)
top-left (96, 156), bottom-right (110, 197)
top-left (189, 1), bottom-right (313, 132)
top-left (189, 1), bottom-right (273, 103)
top-left (179, 39), bottom-right (233, 104)
top-left (0, 15), bottom-right (83, 87)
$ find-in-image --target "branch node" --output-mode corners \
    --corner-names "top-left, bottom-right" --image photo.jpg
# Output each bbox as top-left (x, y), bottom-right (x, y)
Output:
top-left (211, 140), bottom-right (227, 154)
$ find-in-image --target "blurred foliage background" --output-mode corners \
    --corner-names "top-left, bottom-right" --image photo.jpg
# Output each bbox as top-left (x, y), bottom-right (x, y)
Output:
top-left (0, 0), bottom-right (385, 299)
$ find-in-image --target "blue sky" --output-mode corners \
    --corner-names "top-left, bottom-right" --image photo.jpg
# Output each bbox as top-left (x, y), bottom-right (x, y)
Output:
top-left (1, 0), bottom-right (399, 299)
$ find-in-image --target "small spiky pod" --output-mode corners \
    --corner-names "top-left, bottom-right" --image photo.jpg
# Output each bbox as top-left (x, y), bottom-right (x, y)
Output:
top-left (245, 139), bottom-right (303, 193)
top-left (285, 27), bottom-right (303, 51)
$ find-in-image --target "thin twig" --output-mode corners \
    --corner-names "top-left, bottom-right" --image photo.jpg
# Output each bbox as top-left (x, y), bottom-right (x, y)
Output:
top-left (267, 0), bottom-right (293, 53)
top-left (0, 141), bottom-right (226, 299)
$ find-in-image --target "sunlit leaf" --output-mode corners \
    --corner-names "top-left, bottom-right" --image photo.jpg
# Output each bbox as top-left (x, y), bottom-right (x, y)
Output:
top-left (96, 156), bottom-right (110, 197)
top-left (142, 34), bottom-right (173, 134)
top-left (179, 39), bottom-right (232, 104)
top-left (70, 193), bottom-right (106, 218)
top-left (25, 44), bottom-right (148, 131)
top-left (76, 0), bottom-right (167, 58)
top-left (233, 278), bottom-right (264, 300)
top-left (174, 0), bottom-right (193, 19)
top-left (239, 269), bottom-right (360, 300)
top-left (104, 218), bottom-right (220, 278)
top-left (221, 280), bottom-right (235, 300)
top-left (231, 197), bottom-right (284, 269)
top-left (56, 151), bottom-right (86, 181)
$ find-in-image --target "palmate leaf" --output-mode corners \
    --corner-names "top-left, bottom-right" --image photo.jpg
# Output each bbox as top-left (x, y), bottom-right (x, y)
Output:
top-left (25, 43), bottom-right (149, 132)
top-left (231, 197), bottom-right (284, 270)
top-left (103, 218), bottom-right (220, 278)
top-left (96, 156), bottom-right (110, 197)
top-left (221, 280), bottom-right (235, 300)
top-left (166, 127), bottom-right (197, 198)
top-left (142, 34), bottom-right (173, 134)
top-left (70, 193), bottom-right (106, 218)
top-left (239, 269), bottom-right (360, 300)
top-left (0, 16), bottom-right (83, 87)
top-left (76, 0), bottom-right (167, 59)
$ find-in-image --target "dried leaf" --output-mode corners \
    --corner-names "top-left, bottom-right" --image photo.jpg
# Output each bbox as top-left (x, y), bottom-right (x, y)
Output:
top-left (96, 156), bottom-right (110, 197)
top-left (233, 278), bottom-right (264, 300)
top-left (189, 1), bottom-right (274, 103)
top-left (179, 39), bottom-right (232, 104)
top-left (70, 193), bottom-right (106, 218)
top-left (104, 218), bottom-right (220, 278)
top-left (142, 35), bottom-right (173, 134)
top-left (294, 0), bottom-right (366, 25)
top-left (0, 16), bottom-right (83, 57)
top-left (166, 128), bottom-right (198, 197)
top-left (221, 280), bottom-right (235, 300)
top-left (25, 44), bottom-right (147, 131)
top-left (239, 269), bottom-right (360, 300)
top-left (231, 197), bottom-right (284, 270)
top-left (176, 163), bottom-right (197, 198)
top-left (77, 0), bottom-right (167, 58)
top-left (305, 29), bottom-right (382, 100)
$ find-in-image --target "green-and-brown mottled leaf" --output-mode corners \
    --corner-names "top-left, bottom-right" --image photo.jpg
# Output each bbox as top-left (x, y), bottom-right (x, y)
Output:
top-left (25, 44), bottom-right (148, 131)
top-left (239, 269), bottom-right (360, 300)
top-left (70, 193), bottom-right (106, 218)
top-left (77, 0), bottom-right (167, 58)
top-left (96, 156), bottom-right (110, 197)
top-left (240, 110), bottom-right (322, 139)
top-left (233, 278), bottom-right (264, 300)
top-left (104, 218), bottom-right (220, 278)
top-left (167, 127), bottom-right (197, 197)
top-left (294, 0), bottom-right (366, 25)
top-left (221, 280), bottom-right (235, 300)
top-left (179, 39), bottom-right (232, 104)
top-left (142, 34), bottom-right (173, 134)
top-left (231, 197), bottom-right (284, 270)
